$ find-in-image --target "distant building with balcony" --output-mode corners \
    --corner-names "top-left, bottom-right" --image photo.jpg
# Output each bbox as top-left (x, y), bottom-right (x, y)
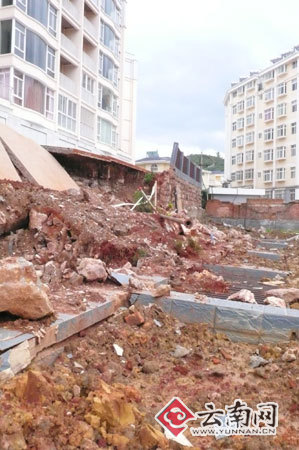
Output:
top-left (0, 0), bottom-right (136, 163)
top-left (135, 151), bottom-right (171, 173)
top-left (225, 46), bottom-right (299, 202)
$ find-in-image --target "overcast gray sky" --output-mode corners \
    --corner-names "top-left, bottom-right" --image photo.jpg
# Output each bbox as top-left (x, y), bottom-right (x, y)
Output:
top-left (126, 0), bottom-right (299, 160)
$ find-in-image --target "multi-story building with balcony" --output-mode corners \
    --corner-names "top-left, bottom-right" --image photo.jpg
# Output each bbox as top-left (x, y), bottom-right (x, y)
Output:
top-left (0, 0), bottom-right (136, 163)
top-left (224, 46), bottom-right (299, 202)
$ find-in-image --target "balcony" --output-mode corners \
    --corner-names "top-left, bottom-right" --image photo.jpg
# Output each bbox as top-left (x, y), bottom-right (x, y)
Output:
top-left (84, 17), bottom-right (97, 41)
top-left (61, 34), bottom-right (79, 59)
top-left (60, 73), bottom-right (77, 95)
top-left (82, 88), bottom-right (96, 108)
top-left (83, 52), bottom-right (97, 72)
top-left (62, 0), bottom-right (80, 22)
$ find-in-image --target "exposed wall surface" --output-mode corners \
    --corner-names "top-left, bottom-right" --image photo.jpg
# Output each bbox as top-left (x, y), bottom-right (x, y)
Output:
top-left (206, 198), bottom-right (299, 221)
top-left (157, 168), bottom-right (202, 217)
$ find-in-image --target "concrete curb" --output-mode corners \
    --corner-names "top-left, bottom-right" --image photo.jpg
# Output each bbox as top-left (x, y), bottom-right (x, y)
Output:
top-left (247, 250), bottom-right (281, 261)
top-left (130, 291), bottom-right (299, 345)
top-left (203, 264), bottom-right (289, 282)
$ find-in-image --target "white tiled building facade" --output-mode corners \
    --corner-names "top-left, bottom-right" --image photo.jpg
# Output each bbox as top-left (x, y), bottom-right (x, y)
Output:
top-left (0, 0), bottom-right (136, 162)
top-left (224, 47), bottom-right (299, 202)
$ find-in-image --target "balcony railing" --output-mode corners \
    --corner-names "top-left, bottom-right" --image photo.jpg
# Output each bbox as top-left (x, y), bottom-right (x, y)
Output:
top-left (84, 17), bottom-right (97, 40)
top-left (83, 52), bottom-right (97, 72)
top-left (62, 0), bottom-right (80, 21)
top-left (60, 73), bottom-right (77, 95)
top-left (82, 88), bottom-right (96, 108)
top-left (61, 34), bottom-right (79, 59)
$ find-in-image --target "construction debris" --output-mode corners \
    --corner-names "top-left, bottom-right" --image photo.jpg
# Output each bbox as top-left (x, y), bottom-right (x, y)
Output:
top-left (0, 257), bottom-right (53, 319)
top-left (228, 289), bottom-right (257, 304)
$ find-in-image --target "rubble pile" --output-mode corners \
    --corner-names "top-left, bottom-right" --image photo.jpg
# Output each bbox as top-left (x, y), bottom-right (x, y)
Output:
top-left (0, 305), bottom-right (297, 449)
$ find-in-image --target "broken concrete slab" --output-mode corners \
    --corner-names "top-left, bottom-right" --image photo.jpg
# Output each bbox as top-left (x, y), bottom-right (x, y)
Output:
top-left (203, 264), bottom-right (289, 283)
top-left (0, 123), bottom-right (79, 191)
top-left (0, 140), bottom-right (21, 182)
top-left (130, 290), bottom-right (299, 344)
top-left (0, 289), bottom-right (128, 383)
top-left (248, 250), bottom-right (281, 261)
top-left (0, 329), bottom-right (34, 352)
top-left (110, 271), bottom-right (168, 288)
top-left (257, 240), bottom-right (288, 249)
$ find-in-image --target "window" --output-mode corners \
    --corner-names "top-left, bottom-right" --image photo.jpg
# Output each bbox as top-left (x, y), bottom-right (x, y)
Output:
top-left (26, 30), bottom-right (47, 70)
top-left (264, 107), bottom-right (274, 121)
top-left (99, 51), bottom-right (118, 87)
top-left (246, 113), bottom-right (255, 126)
top-left (82, 72), bottom-right (95, 93)
top-left (276, 168), bottom-right (286, 180)
top-left (264, 128), bottom-right (274, 141)
top-left (80, 107), bottom-right (94, 139)
top-left (24, 75), bottom-right (45, 114)
top-left (238, 85), bottom-right (245, 95)
top-left (236, 153), bottom-right (243, 164)
top-left (264, 149), bottom-right (273, 161)
top-left (264, 170), bottom-right (273, 182)
top-left (13, 69), bottom-right (23, 105)
top-left (47, 47), bottom-right (55, 78)
top-left (48, 5), bottom-right (57, 37)
top-left (16, 0), bottom-right (26, 10)
top-left (291, 144), bottom-right (296, 156)
top-left (98, 83), bottom-right (118, 115)
top-left (292, 100), bottom-right (297, 113)
top-left (232, 104), bottom-right (237, 114)
top-left (232, 90), bottom-right (237, 98)
top-left (290, 189), bottom-right (296, 201)
top-left (292, 122), bottom-right (297, 134)
top-left (258, 152), bottom-right (262, 158)
top-left (276, 146), bottom-right (286, 159)
top-left (274, 189), bottom-right (284, 199)
top-left (97, 117), bottom-right (118, 147)
top-left (246, 131), bottom-right (254, 144)
top-left (58, 94), bottom-right (77, 132)
top-left (236, 171), bottom-right (243, 181)
top-left (231, 155), bottom-right (236, 165)
top-left (277, 64), bottom-right (286, 74)
top-left (237, 100), bottom-right (244, 112)
top-left (237, 118), bottom-right (244, 129)
top-left (265, 190), bottom-right (272, 198)
top-left (232, 138), bottom-right (236, 148)
top-left (277, 82), bottom-right (287, 96)
top-left (0, 68), bottom-right (10, 100)
top-left (264, 70), bottom-right (274, 81)
top-left (245, 169), bottom-right (254, 180)
top-left (277, 103), bottom-right (286, 116)
top-left (277, 124), bottom-right (286, 138)
top-left (102, 0), bottom-right (121, 26)
top-left (258, 133), bottom-right (262, 139)
top-left (246, 96), bottom-right (255, 108)
top-left (236, 135), bottom-right (244, 147)
top-left (232, 122), bottom-right (236, 131)
top-left (151, 164), bottom-right (158, 172)
top-left (247, 80), bottom-right (255, 90)
top-left (15, 22), bottom-right (25, 58)
top-left (46, 88), bottom-right (54, 120)
top-left (27, 0), bottom-right (48, 27)
top-left (291, 167), bottom-right (296, 179)
top-left (100, 20), bottom-right (120, 56)
top-left (292, 78), bottom-right (297, 90)
top-left (293, 60), bottom-right (297, 69)
top-left (231, 172), bottom-right (236, 182)
top-left (264, 88), bottom-right (274, 101)
top-left (0, 20), bottom-right (12, 54)
top-left (246, 150), bottom-right (254, 162)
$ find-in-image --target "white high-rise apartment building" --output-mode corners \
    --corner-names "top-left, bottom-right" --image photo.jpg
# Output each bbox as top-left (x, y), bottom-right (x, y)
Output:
top-left (0, 0), bottom-right (136, 163)
top-left (224, 47), bottom-right (299, 202)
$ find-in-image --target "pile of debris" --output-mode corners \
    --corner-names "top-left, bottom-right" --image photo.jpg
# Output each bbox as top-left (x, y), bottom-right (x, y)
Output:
top-left (0, 305), bottom-right (297, 449)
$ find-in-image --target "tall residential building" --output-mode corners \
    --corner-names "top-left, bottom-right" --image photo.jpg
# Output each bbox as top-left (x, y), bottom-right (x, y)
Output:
top-left (224, 47), bottom-right (299, 202)
top-left (0, 0), bottom-right (136, 163)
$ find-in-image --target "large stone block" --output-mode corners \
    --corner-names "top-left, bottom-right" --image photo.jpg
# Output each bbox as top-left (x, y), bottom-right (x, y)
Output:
top-left (0, 257), bottom-right (53, 319)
